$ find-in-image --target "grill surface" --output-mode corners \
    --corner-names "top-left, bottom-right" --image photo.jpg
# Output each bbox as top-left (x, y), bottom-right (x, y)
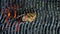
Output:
top-left (0, 0), bottom-right (60, 34)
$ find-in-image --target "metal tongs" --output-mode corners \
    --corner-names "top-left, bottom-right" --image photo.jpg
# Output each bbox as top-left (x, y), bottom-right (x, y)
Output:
top-left (16, 14), bottom-right (25, 19)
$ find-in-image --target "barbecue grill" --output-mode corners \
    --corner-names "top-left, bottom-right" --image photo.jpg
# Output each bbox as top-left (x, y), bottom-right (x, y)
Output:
top-left (0, 0), bottom-right (60, 34)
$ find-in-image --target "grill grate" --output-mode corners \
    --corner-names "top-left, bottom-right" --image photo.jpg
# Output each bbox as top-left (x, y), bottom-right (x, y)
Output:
top-left (0, 0), bottom-right (60, 34)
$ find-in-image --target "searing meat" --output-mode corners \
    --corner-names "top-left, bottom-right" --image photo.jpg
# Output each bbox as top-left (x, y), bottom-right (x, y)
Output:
top-left (22, 13), bottom-right (36, 22)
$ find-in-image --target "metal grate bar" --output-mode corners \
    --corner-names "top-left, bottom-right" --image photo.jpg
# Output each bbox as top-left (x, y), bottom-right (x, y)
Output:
top-left (0, 0), bottom-right (60, 34)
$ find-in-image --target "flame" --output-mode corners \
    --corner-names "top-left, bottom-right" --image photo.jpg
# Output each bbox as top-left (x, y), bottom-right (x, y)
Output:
top-left (7, 9), bottom-right (10, 18)
top-left (14, 11), bottom-right (16, 18)
top-left (8, 12), bottom-right (10, 18)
